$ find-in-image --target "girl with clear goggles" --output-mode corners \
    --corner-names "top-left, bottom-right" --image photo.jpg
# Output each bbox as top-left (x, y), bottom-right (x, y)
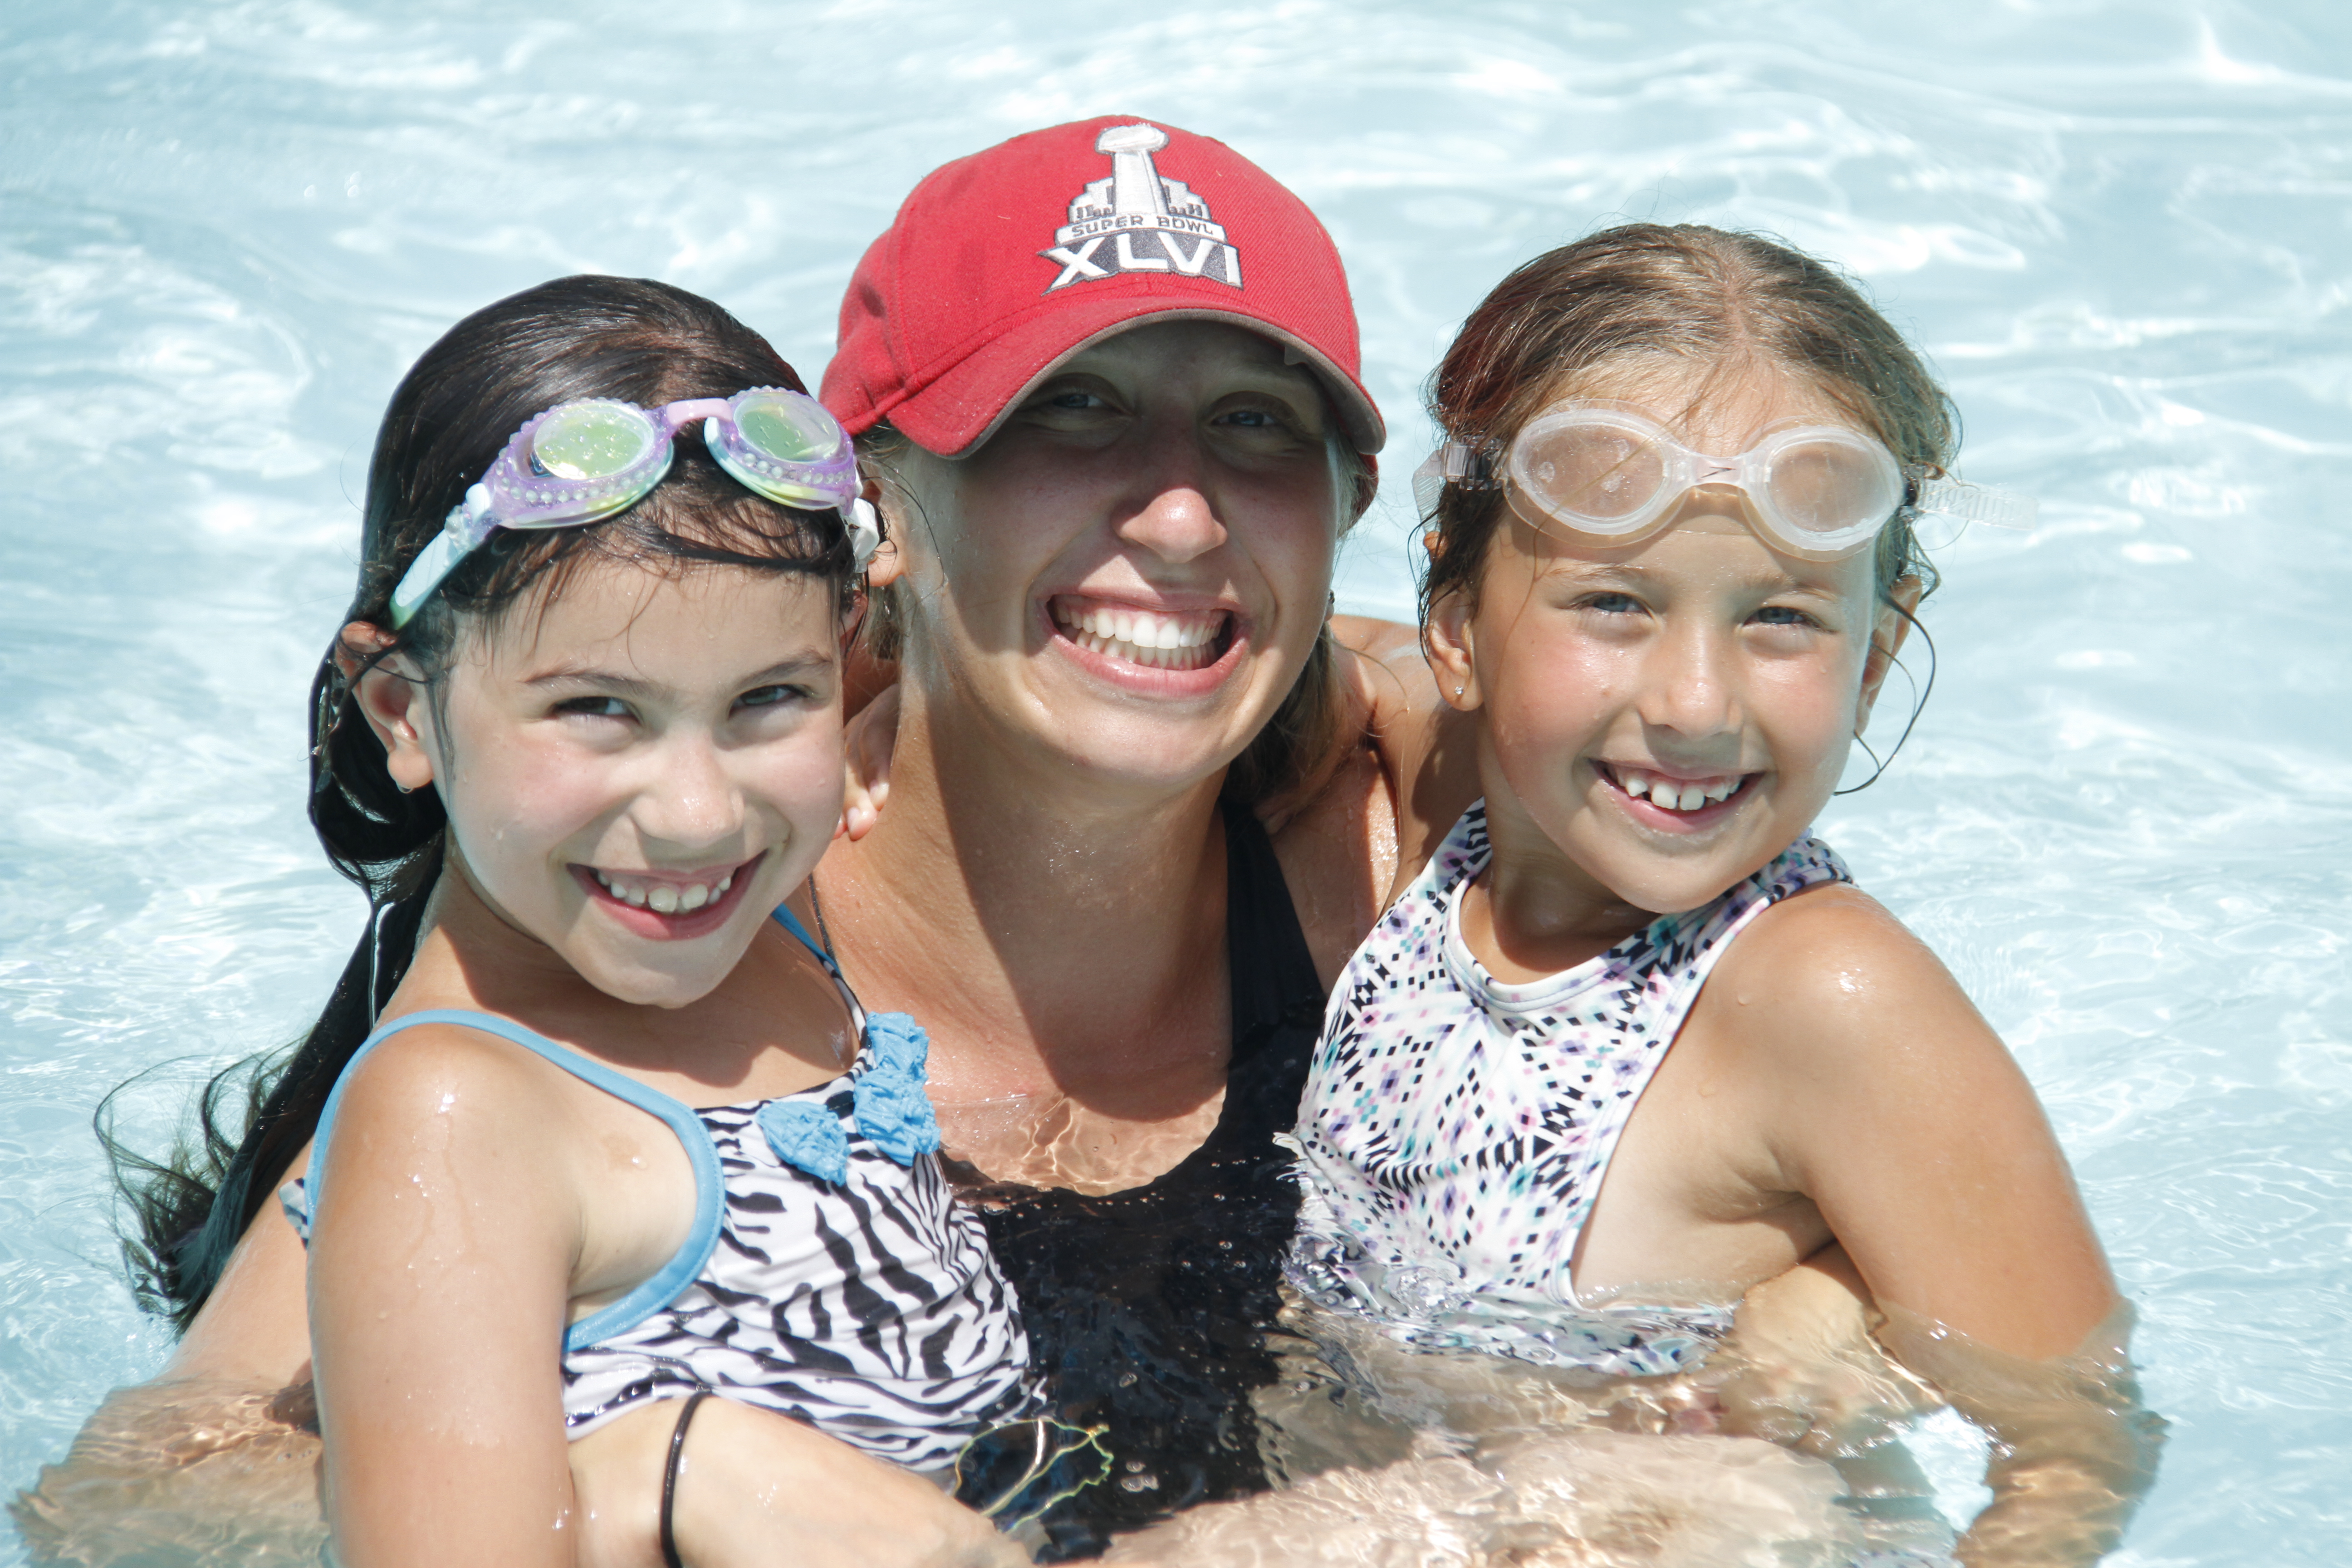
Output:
top-left (1411, 401), bottom-right (2034, 561)
top-left (390, 387), bottom-right (880, 627)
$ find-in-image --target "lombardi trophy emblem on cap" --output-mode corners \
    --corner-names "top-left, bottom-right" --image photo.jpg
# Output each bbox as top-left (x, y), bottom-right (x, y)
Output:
top-left (1040, 124), bottom-right (1243, 293)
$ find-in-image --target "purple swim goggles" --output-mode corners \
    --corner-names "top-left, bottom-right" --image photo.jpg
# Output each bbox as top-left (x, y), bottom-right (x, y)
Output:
top-left (388, 387), bottom-right (877, 627)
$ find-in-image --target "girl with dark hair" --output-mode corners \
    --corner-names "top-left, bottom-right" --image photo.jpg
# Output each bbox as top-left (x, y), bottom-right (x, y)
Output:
top-left (36, 275), bottom-right (1064, 1567)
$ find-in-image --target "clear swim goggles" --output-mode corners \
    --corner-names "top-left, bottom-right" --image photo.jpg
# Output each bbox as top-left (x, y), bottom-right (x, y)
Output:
top-left (388, 388), bottom-right (880, 627)
top-left (1411, 401), bottom-right (2034, 561)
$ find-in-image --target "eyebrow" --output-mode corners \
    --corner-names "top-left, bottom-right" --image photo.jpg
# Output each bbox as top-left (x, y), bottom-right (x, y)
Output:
top-left (1548, 559), bottom-right (1849, 599)
top-left (522, 652), bottom-right (836, 696)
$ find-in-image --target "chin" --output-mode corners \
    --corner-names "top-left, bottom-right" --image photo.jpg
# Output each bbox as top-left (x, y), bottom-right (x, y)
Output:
top-left (1062, 723), bottom-right (1257, 793)
top-left (573, 953), bottom-right (738, 1011)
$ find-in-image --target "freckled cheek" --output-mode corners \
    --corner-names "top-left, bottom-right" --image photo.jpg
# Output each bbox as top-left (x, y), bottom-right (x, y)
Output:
top-left (444, 748), bottom-right (620, 885)
top-left (760, 742), bottom-right (853, 829)
top-left (1482, 629), bottom-right (1627, 760)
top-left (1753, 661), bottom-right (1863, 774)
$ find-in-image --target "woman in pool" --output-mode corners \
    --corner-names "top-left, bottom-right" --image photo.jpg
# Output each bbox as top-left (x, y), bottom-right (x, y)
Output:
top-left (23, 117), bottom-right (1469, 1563)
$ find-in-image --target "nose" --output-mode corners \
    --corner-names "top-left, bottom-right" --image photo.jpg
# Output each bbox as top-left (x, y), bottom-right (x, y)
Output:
top-left (1113, 419), bottom-right (1229, 565)
top-left (629, 727), bottom-right (747, 854)
top-left (1638, 617), bottom-right (1740, 740)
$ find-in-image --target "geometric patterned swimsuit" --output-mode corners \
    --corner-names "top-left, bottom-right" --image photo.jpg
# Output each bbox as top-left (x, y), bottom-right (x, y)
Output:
top-left (1289, 802), bottom-right (1852, 1378)
top-left (282, 908), bottom-right (1039, 1473)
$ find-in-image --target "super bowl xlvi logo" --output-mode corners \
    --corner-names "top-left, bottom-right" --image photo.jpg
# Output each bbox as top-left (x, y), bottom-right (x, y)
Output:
top-left (1041, 124), bottom-right (1243, 292)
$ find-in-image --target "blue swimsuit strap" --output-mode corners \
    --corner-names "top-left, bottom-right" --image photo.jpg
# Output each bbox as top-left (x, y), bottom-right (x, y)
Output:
top-left (772, 903), bottom-right (836, 976)
top-left (773, 904), bottom-right (866, 1031)
top-left (303, 1008), bottom-right (726, 1354)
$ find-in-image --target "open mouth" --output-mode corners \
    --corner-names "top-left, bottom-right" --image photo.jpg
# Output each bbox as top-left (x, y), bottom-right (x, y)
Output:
top-left (1049, 595), bottom-right (1236, 674)
top-left (573, 853), bottom-right (764, 937)
top-left (1598, 762), bottom-right (1752, 817)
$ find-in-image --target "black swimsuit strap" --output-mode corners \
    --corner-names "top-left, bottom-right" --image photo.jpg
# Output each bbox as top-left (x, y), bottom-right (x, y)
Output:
top-left (1219, 798), bottom-right (1325, 1063)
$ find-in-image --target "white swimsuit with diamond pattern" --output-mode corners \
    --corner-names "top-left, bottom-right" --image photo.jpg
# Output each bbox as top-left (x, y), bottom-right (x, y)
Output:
top-left (1288, 802), bottom-right (1851, 1377)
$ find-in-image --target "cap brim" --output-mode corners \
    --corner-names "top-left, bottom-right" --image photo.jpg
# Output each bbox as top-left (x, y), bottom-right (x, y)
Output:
top-left (885, 296), bottom-right (1386, 459)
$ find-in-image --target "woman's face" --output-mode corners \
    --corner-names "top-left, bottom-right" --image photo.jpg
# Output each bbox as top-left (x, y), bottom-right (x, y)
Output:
top-left (879, 320), bottom-right (1351, 793)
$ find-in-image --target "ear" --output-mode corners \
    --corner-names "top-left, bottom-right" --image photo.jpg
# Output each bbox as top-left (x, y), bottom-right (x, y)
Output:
top-left (1422, 587), bottom-right (1483, 712)
top-left (862, 477), bottom-right (906, 591)
top-left (339, 622), bottom-right (439, 794)
top-left (1856, 576), bottom-right (1923, 733)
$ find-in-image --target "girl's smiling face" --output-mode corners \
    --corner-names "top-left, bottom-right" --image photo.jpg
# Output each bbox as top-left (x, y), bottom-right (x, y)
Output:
top-left (1427, 364), bottom-right (1916, 926)
top-left (361, 559), bottom-right (847, 1008)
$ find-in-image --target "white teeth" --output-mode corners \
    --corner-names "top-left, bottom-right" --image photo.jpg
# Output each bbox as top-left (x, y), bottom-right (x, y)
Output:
top-left (595, 868), bottom-right (735, 916)
top-left (1609, 765), bottom-right (1743, 813)
top-left (1056, 602), bottom-right (1224, 671)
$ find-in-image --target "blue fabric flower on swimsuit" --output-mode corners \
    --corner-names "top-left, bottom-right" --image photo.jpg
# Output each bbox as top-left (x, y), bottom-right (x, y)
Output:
top-left (757, 1100), bottom-right (848, 1185)
top-left (854, 1011), bottom-right (941, 1164)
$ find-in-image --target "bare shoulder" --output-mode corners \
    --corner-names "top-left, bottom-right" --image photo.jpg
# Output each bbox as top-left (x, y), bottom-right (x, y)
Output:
top-left (319, 1019), bottom-right (588, 1194)
top-left (1270, 742), bottom-right (1394, 988)
top-left (1700, 883), bottom-right (2022, 1094)
top-left (1328, 617), bottom-right (1481, 894)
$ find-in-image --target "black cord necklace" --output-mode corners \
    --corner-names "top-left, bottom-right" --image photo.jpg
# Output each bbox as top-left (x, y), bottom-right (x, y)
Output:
top-left (806, 871), bottom-right (841, 965)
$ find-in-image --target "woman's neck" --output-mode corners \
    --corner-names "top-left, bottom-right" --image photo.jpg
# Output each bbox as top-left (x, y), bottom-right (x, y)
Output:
top-left (810, 688), bottom-right (1234, 1114)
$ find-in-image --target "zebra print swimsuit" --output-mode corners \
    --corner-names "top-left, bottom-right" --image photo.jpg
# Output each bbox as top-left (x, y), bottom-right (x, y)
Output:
top-left (283, 909), bottom-right (1039, 1472)
top-left (1289, 802), bottom-right (1852, 1378)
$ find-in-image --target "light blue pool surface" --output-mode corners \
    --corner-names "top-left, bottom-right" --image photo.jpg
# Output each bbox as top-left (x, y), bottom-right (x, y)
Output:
top-left (2, 2), bottom-right (2347, 1561)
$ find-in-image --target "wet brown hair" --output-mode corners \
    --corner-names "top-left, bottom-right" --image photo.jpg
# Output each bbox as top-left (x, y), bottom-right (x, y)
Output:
top-left (1419, 224), bottom-right (1957, 620)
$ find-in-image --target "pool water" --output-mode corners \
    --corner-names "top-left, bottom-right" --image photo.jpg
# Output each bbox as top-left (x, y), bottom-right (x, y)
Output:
top-left (2, 1), bottom-right (2347, 1562)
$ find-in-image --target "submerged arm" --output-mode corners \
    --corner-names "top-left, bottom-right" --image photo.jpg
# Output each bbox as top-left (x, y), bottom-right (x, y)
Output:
top-left (1736, 890), bottom-right (2162, 1566)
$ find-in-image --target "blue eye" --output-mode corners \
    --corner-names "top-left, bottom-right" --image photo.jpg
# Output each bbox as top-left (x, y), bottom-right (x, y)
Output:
top-left (737, 683), bottom-right (812, 711)
top-left (1581, 592), bottom-right (1643, 615)
top-left (1753, 605), bottom-right (1816, 627)
top-left (556, 696), bottom-right (632, 720)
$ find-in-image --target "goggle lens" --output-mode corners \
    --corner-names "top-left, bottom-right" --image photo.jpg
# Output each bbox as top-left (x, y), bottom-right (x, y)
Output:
top-left (529, 402), bottom-right (657, 481)
top-left (1762, 435), bottom-right (1901, 539)
top-left (1519, 423), bottom-right (1666, 528)
top-left (735, 392), bottom-right (841, 465)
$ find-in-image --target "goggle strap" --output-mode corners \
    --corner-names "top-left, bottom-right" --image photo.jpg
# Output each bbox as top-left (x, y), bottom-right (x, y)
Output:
top-left (1410, 441), bottom-right (1499, 520)
top-left (387, 487), bottom-right (500, 628)
top-left (848, 498), bottom-right (880, 569)
top-left (1911, 476), bottom-right (2038, 531)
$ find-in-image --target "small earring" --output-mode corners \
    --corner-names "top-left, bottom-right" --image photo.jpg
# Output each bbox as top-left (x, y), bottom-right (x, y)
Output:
top-left (395, 780), bottom-right (413, 795)
top-left (1453, 685), bottom-right (1465, 699)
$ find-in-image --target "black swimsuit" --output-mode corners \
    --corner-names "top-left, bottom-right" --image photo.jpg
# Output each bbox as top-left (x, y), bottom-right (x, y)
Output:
top-left (965, 803), bottom-right (1327, 1561)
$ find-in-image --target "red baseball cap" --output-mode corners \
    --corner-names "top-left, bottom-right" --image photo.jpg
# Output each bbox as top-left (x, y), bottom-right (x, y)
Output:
top-left (822, 116), bottom-right (1385, 458)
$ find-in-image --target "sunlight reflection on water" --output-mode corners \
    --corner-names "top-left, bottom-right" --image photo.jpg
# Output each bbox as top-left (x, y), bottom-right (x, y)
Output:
top-left (2, 2), bottom-right (2347, 1562)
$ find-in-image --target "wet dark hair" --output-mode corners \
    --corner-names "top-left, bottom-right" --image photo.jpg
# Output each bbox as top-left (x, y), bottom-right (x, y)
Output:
top-left (105, 274), bottom-right (862, 1329)
top-left (1419, 224), bottom-right (1957, 621)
